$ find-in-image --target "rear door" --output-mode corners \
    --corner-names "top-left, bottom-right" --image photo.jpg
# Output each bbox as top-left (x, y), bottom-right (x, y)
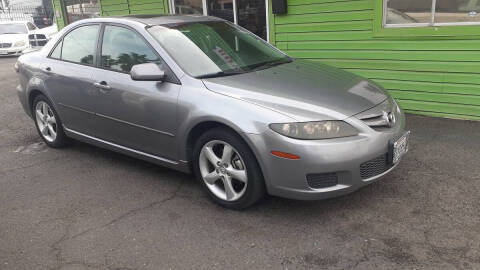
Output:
top-left (89, 24), bottom-right (181, 160)
top-left (41, 24), bottom-right (100, 135)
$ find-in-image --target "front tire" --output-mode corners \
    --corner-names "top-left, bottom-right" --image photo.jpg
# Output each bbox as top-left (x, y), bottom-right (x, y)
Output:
top-left (193, 128), bottom-right (266, 210)
top-left (32, 95), bottom-right (70, 148)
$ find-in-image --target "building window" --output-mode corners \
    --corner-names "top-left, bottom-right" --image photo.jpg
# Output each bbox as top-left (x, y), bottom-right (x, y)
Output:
top-left (384, 0), bottom-right (480, 27)
top-left (170, 0), bottom-right (268, 41)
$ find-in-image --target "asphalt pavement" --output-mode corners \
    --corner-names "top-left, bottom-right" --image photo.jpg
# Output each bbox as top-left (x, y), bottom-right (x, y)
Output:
top-left (0, 56), bottom-right (479, 270)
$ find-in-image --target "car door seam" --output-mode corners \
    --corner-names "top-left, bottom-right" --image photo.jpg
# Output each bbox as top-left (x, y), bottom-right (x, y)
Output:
top-left (58, 103), bottom-right (175, 137)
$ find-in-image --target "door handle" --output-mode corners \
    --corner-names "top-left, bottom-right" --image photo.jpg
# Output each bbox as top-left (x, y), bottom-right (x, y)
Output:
top-left (45, 67), bottom-right (52, 73)
top-left (93, 81), bottom-right (112, 92)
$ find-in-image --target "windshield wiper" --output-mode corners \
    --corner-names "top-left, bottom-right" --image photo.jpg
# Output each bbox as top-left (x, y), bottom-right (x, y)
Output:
top-left (248, 59), bottom-right (292, 71)
top-left (196, 70), bottom-right (245, 79)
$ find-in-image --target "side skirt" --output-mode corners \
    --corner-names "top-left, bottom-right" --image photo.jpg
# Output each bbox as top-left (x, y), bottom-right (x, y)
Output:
top-left (64, 127), bottom-right (191, 174)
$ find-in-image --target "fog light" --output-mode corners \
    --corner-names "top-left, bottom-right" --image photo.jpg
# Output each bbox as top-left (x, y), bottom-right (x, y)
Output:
top-left (271, 151), bottom-right (300, 160)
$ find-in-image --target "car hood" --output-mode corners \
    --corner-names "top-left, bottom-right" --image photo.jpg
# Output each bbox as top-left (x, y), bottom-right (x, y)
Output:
top-left (202, 60), bottom-right (388, 121)
top-left (0, 33), bottom-right (27, 43)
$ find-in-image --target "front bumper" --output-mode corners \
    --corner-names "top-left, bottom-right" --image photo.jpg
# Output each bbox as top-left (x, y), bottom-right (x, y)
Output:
top-left (246, 110), bottom-right (407, 200)
top-left (0, 46), bottom-right (29, 56)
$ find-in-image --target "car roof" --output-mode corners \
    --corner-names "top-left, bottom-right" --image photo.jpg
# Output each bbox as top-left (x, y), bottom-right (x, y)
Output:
top-left (109, 14), bottom-right (225, 26)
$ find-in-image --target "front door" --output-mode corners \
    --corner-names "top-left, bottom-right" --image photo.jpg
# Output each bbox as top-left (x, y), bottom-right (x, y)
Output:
top-left (89, 24), bottom-right (181, 160)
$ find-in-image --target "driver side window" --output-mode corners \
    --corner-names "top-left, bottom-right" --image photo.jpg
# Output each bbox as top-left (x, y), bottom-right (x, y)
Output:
top-left (100, 25), bottom-right (161, 73)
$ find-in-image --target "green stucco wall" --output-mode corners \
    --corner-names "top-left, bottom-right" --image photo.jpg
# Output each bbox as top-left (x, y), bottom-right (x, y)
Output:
top-left (271, 0), bottom-right (480, 120)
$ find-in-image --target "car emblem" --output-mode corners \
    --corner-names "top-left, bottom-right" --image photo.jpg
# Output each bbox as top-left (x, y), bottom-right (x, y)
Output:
top-left (382, 111), bottom-right (395, 127)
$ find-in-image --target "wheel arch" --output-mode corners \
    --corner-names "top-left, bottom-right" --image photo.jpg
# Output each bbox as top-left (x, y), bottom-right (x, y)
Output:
top-left (25, 75), bottom-right (56, 116)
top-left (183, 120), bottom-right (266, 181)
top-left (28, 89), bottom-right (45, 113)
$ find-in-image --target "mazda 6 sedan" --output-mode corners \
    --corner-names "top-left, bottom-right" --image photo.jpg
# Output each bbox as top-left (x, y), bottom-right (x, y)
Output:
top-left (15, 15), bottom-right (409, 209)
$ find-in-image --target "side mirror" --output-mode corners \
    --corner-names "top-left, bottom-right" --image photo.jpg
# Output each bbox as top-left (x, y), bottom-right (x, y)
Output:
top-left (130, 63), bottom-right (165, 81)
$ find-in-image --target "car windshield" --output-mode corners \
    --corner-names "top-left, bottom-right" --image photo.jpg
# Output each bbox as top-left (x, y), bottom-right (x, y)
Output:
top-left (147, 21), bottom-right (291, 78)
top-left (0, 23), bottom-right (27, 34)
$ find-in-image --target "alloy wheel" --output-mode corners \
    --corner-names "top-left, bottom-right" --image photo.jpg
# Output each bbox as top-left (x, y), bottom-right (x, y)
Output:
top-left (35, 101), bottom-right (57, 142)
top-left (199, 140), bottom-right (248, 201)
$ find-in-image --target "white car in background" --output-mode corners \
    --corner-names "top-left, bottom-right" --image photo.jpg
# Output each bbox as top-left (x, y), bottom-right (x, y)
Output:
top-left (0, 21), bottom-right (58, 56)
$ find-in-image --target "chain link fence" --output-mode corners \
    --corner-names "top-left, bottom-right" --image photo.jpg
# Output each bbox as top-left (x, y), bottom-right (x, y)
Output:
top-left (0, 4), bottom-right (54, 28)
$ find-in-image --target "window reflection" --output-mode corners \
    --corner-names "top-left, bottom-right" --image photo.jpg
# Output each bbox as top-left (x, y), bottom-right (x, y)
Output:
top-left (61, 25), bottom-right (99, 65)
top-left (101, 26), bottom-right (159, 73)
top-left (148, 22), bottom-right (289, 77)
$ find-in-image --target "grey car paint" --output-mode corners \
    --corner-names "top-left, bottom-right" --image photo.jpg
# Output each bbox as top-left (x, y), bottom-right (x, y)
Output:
top-left (16, 15), bottom-right (407, 200)
top-left (202, 60), bottom-right (387, 122)
top-left (41, 50), bottom-right (100, 136)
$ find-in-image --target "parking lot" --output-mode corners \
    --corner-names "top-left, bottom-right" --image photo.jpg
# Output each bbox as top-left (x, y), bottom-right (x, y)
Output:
top-left (0, 56), bottom-right (479, 269)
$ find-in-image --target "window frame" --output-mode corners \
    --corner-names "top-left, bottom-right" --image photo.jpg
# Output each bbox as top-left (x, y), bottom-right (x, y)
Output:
top-left (96, 23), bottom-right (180, 84)
top-left (374, 0), bottom-right (480, 37)
top-left (47, 23), bottom-right (102, 68)
top-left (49, 39), bottom-right (63, 60)
top-left (383, 0), bottom-right (480, 28)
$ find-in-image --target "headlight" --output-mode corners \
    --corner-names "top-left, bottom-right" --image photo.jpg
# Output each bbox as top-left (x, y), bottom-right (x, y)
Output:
top-left (14, 41), bottom-right (26, 47)
top-left (269, 121), bottom-right (358, 140)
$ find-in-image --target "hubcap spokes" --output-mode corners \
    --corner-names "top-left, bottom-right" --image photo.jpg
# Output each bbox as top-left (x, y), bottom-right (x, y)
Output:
top-left (199, 141), bottom-right (247, 201)
top-left (35, 101), bottom-right (57, 142)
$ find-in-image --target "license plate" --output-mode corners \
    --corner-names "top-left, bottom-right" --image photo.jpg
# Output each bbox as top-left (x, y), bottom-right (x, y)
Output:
top-left (391, 131), bottom-right (410, 164)
top-left (0, 51), bottom-right (7, 55)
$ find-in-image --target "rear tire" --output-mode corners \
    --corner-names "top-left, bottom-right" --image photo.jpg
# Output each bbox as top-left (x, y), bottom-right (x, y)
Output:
top-left (32, 95), bottom-right (70, 148)
top-left (192, 128), bottom-right (266, 210)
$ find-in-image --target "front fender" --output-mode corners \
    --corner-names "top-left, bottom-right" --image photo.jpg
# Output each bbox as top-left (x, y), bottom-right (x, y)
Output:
top-left (175, 79), bottom-right (294, 162)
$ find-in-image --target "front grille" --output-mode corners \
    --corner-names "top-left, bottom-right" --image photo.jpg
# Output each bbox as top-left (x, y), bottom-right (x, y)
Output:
top-left (0, 43), bottom-right (12, 48)
top-left (360, 154), bottom-right (393, 179)
top-left (29, 34), bottom-right (48, 47)
top-left (306, 173), bottom-right (338, 189)
top-left (29, 34), bottom-right (46, 39)
top-left (355, 99), bottom-right (398, 131)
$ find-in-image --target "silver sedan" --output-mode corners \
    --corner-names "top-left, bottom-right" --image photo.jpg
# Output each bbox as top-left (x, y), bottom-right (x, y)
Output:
top-left (15, 15), bottom-right (409, 209)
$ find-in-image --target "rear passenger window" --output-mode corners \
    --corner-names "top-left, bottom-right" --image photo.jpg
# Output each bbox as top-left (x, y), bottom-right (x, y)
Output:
top-left (61, 25), bottom-right (99, 65)
top-left (100, 25), bottom-right (159, 73)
